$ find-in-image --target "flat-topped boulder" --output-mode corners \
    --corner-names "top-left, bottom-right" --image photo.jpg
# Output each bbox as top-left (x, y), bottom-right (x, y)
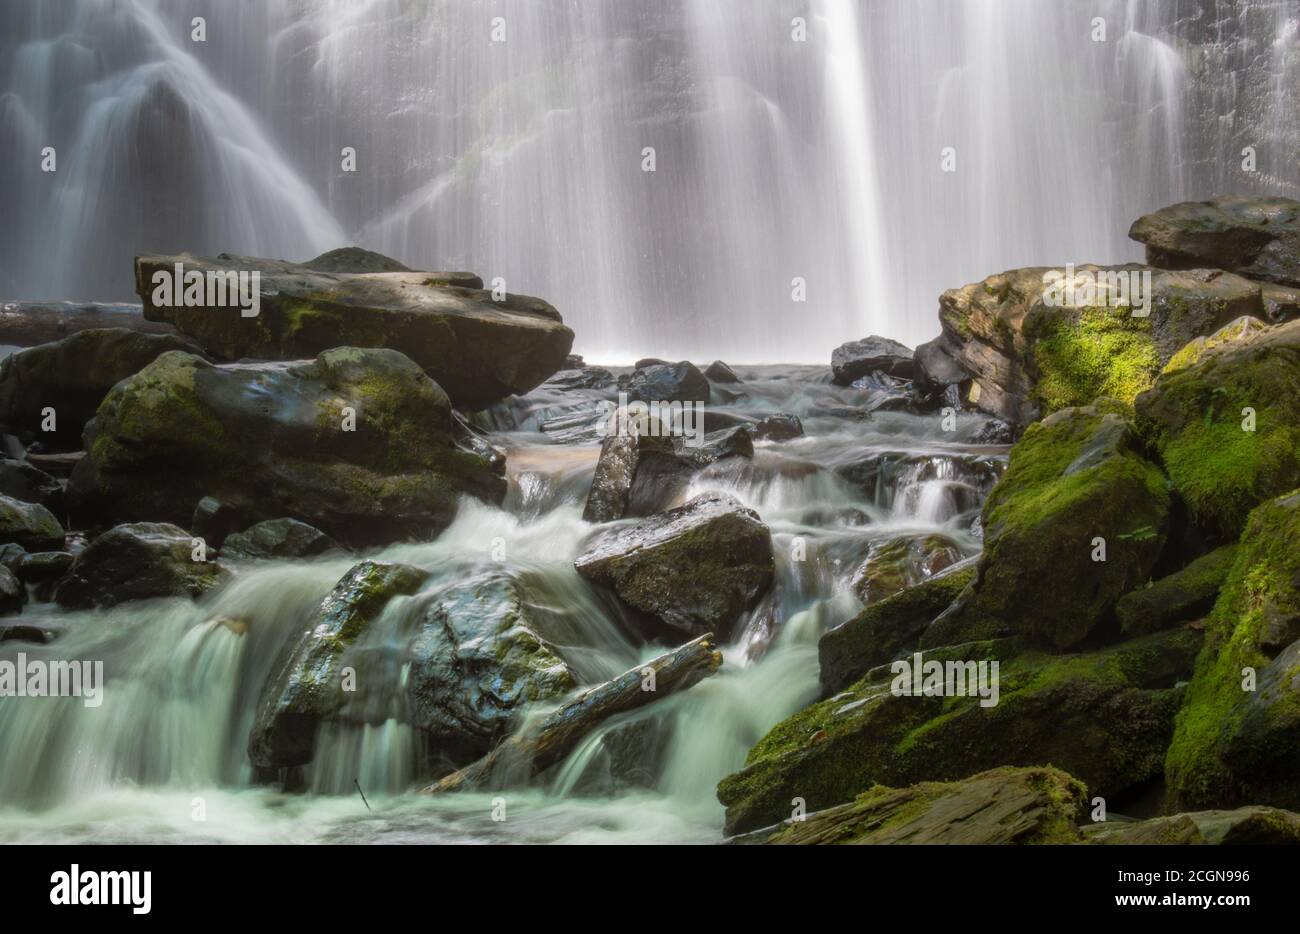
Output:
top-left (134, 252), bottom-right (573, 408)
top-left (1129, 194), bottom-right (1300, 286)
top-left (68, 346), bottom-right (506, 547)
top-left (831, 335), bottom-right (914, 384)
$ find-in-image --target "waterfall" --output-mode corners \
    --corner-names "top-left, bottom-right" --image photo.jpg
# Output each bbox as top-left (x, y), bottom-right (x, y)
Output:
top-left (3, 0), bottom-right (1297, 358)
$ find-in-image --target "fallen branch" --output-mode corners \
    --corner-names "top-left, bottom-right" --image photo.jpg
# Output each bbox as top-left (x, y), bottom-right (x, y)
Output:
top-left (424, 633), bottom-right (722, 793)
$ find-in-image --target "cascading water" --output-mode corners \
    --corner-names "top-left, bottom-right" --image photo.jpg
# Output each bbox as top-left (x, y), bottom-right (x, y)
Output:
top-left (2, 0), bottom-right (1297, 357)
top-left (0, 370), bottom-right (1004, 843)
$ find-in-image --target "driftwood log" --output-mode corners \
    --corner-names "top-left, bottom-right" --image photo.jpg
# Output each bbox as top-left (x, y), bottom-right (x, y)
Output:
top-left (424, 633), bottom-right (722, 793)
top-left (0, 301), bottom-right (176, 347)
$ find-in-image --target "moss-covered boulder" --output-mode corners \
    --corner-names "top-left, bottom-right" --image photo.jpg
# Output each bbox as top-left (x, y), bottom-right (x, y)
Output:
top-left (717, 629), bottom-right (1199, 835)
top-left (0, 328), bottom-right (203, 452)
top-left (1165, 491), bottom-right (1300, 811)
top-left (1085, 805), bottom-right (1300, 845)
top-left (913, 265), bottom-right (1265, 429)
top-left (0, 493), bottom-right (64, 552)
top-left (134, 252), bottom-right (572, 408)
top-left (53, 522), bottom-right (230, 609)
top-left (67, 347), bottom-right (506, 547)
top-left (248, 561), bottom-right (429, 769)
top-left (1115, 543), bottom-right (1237, 637)
top-left (574, 492), bottom-right (774, 642)
top-left (1162, 315), bottom-right (1270, 374)
top-left (1129, 195), bottom-right (1300, 286)
top-left (820, 564), bottom-right (975, 695)
top-left (921, 405), bottom-right (1170, 650)
top-left (219, 518), bottom-right (342, 560)
top-left (1135, 318), bottom-right (1300, 539)
top-left (744, 766), bottom-right (1086, 845)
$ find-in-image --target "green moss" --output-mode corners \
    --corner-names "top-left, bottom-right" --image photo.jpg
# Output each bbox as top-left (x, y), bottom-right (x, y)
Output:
top-left (1029, 306), bottom-right (1160, 414)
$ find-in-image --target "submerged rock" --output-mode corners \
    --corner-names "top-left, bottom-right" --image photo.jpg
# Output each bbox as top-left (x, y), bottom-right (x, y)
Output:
top-left (0, 493), bottom-right (64, 552)
top-left (830, 335), bottom-right (914, 385)
top-left (752, 413), bottom-right (803, 441)
top-left (922, 405), bottom-right (1169, 651)
top-left (220, 518), bottom-right (342, 560)
top-left (53, 522), bottom-right (230, 609)
top-left (68, 347), bottom-right (506, 548)
top-left (575, 492), bottom-right (774, 641)
top-left (1135, 318), bottom-right (1300, 538)
top-left (1129, 194), bottom-right (1300, 286)
top-left (745, 766), bottom-right (1086, 845)
top-left (134, 252), bottom-right (572, 408)
top-left (0, 328), bottom-right (202, 451)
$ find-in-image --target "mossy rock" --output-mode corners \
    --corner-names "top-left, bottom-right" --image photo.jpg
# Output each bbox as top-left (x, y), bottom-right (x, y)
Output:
top-left (1129, 195), bottom-right (1300, 286)
top-left (53, 521), bottom-right (229, 609)
top-left (747, 766), bottom-right (1086, 845)
top-left (717, 628), bottom-right (1200, 835)
top-left (1085, 805), bottom-right (1300, 845)
top-left (850, 533), bottom-right (964, 604)
top-left (1164, 490), bottom-right (1300, 812)
top-left (1116, 543), bottom-right (1237, 637)
top-left (922, 405), bottom-right (1170, 651)
top-left (0, 493), bottom-right (64, 552)
top-left (1135, 319), bottom-right (1300, 539)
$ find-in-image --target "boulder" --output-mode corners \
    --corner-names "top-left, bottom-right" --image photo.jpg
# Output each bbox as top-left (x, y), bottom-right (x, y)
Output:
top-left (1165, 491), bottom-right (1300, 812)
top-left (67, 347), bottom-right (506, 548)
top-left (190, 496), bottom-right (246, 550)
top-left (1161, 315), bottom-right (1271, 374)
top-left (850, 533), bottom-right (964, 604)
top-left (248, 561), bottom-right (429, 769)
top-left (53, 522), bottom-right (230, 609)
top-left (0, 328), bottom-right (203, 451)
top-left (1135, 318), bottom-right (1300, 538)
top-left (0, 565), bottom-right (24, 616)
top-left (704, 360), bottom-right (740, 383)
top-left (1085, 806), bottom-right (1300, 845)
top-left (918, 265), bottom-right (1266, 429)
top-left (0, 493), bottom-right (64, 551)
top-left (922, 405), bottom-right (1169, 650)
top-left (220, 519), bottom-right (342, 560)
top-left (618, 360), bottom-right (709, 405)
top-left (717, 628), bottom-right (1200, 835)
top-left (1115, 544), bottom-right (1237, 637)
top-left (752, 414), bottom-right (803, 441)
top-left (302, 247), bottom-right (419, 275)
top-left (746, 766), bottom-right (1086, 845)
top-left (0, 458), bottom-right (63, 512)
top-left (831, 335), bottom-right (915, 385)
top-left (134, 252), bottom-right (572, 408)
top-left (0, 300), bottom-right (176, 348)
top-left (575, 492), bottom-right (774, 641)
top-left (1129, 195), bottom-right (1300, 286)
top-left (820, 563), bottom-right (975, 695)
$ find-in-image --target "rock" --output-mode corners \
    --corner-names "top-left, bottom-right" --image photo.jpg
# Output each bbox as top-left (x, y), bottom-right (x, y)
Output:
top-left (820, 564), bottom-right (975, 695)
top-left (0, 300), bottom-right (176, 348)
top-left (1165, 491), bottom-right (1300, 811)
top-left (220, 519), bottom-right (342, 560)
top-left (0, 543), bottom-right (25, 572)
top-left (53, 522), bottom-right (230, 609)
top-left (1162, 314), bottom-right (1271, 374)
top-left (1129, 195), bottom-right (1300, 286)
top-left (618, 360), bottom-right (709, 405)
top-left (134, 252), bottom-right (573, 408)
top-left (1086, 806), bottom-right (1300, 845)
top-left (971, 417), bottom-right (1014, 445)
top-left (1115, 544), bottom-right (1237, 637)
top-left (543, 366), bottom-right (615, 392)
top-left (583, 433), bottom-right (676, 523)
top-left (920, 265), bottom-right (1266, 429)
top-left (704, 360), bottom-right (740, 383)
top-left (0, 565), bottom-right (24, 615)
top-left (851, 534), bottom-right (965, 604)
top-left (921, 405), bottom-right (1169, 651)
top-left (717, 628), bottom-right (1200, 835)
top-left (1135, 318), bottom-right (1300, 538)
top-left (407, 572), bottom-right (578, 762)
top-left (575, 492), bottom-right (774, 641)
top-left (248, 561), bottom-right (429, 769)
top-left (67, 347), bottom-right (506, 548)
top-left (633, 358), bottom-right (669, 369)
top-left (747, 766), bottom-right (1086, 845)
top-left (0, 493), bottom-right (64, 551)
top-left (301, 247), bottom-right (415, 275)
top-left (0, 328), bottom-right (203, 451)
top-left (752, 414), bottom-right (803, 441)
top-left (1261, 283), bottom-right (1300, 323)
top-left (190, 497), bottom-right (246, 550)
top-left (0, 458), bottom-right (63, 512)
top-left (831, 335), bottom-right (915, 385)
top-left (15, 550), bottom-right (74, 584)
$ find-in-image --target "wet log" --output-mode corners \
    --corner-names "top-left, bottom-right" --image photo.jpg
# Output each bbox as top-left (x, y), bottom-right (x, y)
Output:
top-left (0, 301), bottom-right (176, 348)
top-left (424, 633), bottom-right (722, 793)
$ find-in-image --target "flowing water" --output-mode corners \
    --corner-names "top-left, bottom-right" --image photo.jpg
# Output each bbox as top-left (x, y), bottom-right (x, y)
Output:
top-left (0, 369), bottom-right (1005, 843)
top-left (2, 0), bottom-right (1298, 357)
